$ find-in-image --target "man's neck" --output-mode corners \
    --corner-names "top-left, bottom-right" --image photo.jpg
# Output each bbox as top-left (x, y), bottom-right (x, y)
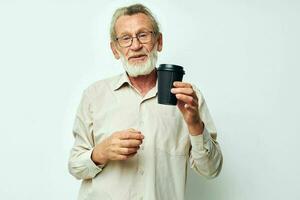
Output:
top-left (127, 68), bottom-right (157, 96)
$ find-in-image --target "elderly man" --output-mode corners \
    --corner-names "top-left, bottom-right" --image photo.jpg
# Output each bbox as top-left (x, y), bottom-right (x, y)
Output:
top-left (68, 3), bottom-right (223, 200)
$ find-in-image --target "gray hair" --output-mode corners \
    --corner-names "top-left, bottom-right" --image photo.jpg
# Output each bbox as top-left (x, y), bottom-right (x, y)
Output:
top-left (110, 4), bottom-right (160, 41)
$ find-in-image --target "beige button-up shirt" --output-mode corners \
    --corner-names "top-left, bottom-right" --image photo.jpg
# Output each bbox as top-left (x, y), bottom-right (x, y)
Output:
top-left (68, 71), bottom-right (223, 200)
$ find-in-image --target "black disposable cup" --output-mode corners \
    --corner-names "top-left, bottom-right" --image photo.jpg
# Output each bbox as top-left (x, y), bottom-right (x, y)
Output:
top-left (157, 64), bottom-right (185, 105)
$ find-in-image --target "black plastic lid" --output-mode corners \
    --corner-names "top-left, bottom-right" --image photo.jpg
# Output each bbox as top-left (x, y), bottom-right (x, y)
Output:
top-left (157, 64), bottom-right (185, 74)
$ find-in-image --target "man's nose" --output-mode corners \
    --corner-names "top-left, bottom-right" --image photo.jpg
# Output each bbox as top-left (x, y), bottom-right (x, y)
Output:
top-left (130, 37), bottom-right (143, 50)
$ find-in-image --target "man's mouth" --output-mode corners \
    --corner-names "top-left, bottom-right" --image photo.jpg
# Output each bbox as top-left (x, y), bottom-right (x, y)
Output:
top-left (128, 54), bottom-right (147, 61)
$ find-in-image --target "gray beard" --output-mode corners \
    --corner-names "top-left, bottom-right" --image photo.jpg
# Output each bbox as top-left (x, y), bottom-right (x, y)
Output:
top-left (119, 46), bottom-right (158, 77)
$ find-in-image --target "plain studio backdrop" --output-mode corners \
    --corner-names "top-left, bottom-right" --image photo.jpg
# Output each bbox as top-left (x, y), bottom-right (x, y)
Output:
top-left (0, 0), bottom-right (299, 199)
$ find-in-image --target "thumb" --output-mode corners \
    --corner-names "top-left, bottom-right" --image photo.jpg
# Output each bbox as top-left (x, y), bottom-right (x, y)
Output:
top-left (127, 128), bottom-right (140, 133)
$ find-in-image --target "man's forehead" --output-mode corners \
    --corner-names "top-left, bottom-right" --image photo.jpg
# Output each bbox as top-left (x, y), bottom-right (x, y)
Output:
top-left (115, 13), bottom-right (153, 35)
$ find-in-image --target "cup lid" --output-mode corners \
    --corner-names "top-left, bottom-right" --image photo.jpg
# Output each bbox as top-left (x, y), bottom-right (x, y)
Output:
top-left (157, 64), bottom-right (185, 74)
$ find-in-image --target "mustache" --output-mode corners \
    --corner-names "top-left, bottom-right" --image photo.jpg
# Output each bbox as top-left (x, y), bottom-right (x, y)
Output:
top-left (128, 53), bottom-right (148, 60)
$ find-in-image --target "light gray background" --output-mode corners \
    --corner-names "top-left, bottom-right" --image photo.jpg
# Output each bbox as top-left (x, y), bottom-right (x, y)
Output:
top-left (0, 0), bottom-right (299, 199)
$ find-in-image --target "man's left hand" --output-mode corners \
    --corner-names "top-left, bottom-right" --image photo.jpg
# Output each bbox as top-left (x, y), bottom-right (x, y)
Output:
top-left (171, 81), bottom-right (204, 136)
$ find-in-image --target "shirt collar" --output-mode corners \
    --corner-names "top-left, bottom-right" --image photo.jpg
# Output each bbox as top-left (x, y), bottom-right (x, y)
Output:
top-left (112, 71), bottom-right (158, 98)
top-left (113, 72), bottom-right (132, 91)
top-left (143, 77), bottom-right (158, 99)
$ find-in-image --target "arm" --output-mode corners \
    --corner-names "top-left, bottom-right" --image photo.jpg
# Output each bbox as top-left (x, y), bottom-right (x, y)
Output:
top-left (68, 90), bottom-right (103, 180)
top-left (171, 82), bottom-right (223, 178)
top-left (188, 93), bottom-right (223, 178)
top-left (68, 90), bottom-right (144, 180)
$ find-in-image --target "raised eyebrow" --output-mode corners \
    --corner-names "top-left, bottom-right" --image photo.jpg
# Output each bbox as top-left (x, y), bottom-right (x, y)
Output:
top-left (119, 29), bottom-right (151, 37)
top-left (117, 31), bottom-right (131, 37)
top-left (137, 29), bottom-right (152, 33)
top-left (119, 33), bottom-right (131, 38)
top-left (137, 32), bottom-right (148, 35)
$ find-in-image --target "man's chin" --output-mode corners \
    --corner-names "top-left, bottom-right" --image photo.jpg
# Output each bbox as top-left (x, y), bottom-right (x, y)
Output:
top-left (125, 65), bottom-right (155, 77)
top-left (126, 70), bottom-right (150, 77)
top-left (128, 60), bottom-right (147, 66)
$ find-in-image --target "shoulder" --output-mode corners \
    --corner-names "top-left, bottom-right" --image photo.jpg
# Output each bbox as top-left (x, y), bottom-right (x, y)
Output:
top-left (83, 73), bottom-right (123, 97)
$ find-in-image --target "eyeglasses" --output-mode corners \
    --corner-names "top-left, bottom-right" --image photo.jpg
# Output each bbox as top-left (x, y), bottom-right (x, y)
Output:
top-left (115, 31), bottom-right (155, 47)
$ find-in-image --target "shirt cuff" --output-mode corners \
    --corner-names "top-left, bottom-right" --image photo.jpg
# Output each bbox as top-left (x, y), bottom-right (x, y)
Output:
top-left (189, 127), bottom-right (210, 151)
top-left (84, 149), bottom-right (105, 173)
top-left (189, 133), bottom-right (205, 151)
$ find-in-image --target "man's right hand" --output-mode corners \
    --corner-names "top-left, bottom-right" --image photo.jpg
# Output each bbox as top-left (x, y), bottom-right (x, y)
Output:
top-left (91, 128), bottom-right (144, 166)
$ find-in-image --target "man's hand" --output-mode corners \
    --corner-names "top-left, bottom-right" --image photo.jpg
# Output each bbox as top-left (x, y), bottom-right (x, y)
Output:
top-left (91, 128), bottom-right (144, 166)
top-left (171, 81), bottom-right (204, 136)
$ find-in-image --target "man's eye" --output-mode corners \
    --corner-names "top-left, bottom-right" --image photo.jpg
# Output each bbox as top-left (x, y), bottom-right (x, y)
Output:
top-left (121, 36), bottom-right (131, 41)
top-left (138, 33), bottom-right (148, 38)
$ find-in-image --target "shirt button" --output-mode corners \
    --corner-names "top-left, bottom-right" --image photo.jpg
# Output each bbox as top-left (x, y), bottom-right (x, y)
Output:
top-left (141, 146), bottom-right (144, 150)
top-left (139, 169), bottom-right (144, 175)
top-left (139, 197), bottom-right (143, 200)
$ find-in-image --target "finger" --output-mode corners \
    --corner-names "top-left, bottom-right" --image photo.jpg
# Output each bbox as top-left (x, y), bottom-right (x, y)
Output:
top-left (184, 103), bottom-right (198, 111)
top-left (172, 82), bottom-right (199, 102)
top-left (175, 94), bottom-right (198, 107)
top-left (114, 152), bottom-right (137, 161)
top-left (171, 87), bottom-right (195, 96)
top-left (119, 139), bottom-right (142, 148)
top-left (173, 81), bottom-right (193, 88)
top-left (118, 147), bottom-right (139, 155)
top-left (177, 100), bottom-right (198, 112)
top-left (119, 132), bottom-right (144, 140)
top-left (120, 152), bottom-right (137, 160)
top-left (126, 128), bottom-right (140, 133)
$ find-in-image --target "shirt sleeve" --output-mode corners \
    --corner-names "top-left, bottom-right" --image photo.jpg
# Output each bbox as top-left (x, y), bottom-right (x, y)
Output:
top-left (188, 85), bottom-right (223, 179)
top-left (68, 89), bottom-right (104, 180)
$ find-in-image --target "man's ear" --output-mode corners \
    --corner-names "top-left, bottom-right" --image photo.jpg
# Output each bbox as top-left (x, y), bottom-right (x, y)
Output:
top-left (156, 33), bottom-right (163, 52)
top-left (110, 41), bottom-right (120, 59)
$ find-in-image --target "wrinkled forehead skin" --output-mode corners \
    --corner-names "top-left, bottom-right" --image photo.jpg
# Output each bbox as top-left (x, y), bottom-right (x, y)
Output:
top-left (114, 13), bottom-right (154, 36)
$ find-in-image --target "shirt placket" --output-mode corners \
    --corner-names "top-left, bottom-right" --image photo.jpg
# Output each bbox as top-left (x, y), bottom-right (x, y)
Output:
top-left (128, 82), bottom-right (157, 200)
top-left (134, 98), bottom-right (146, 200)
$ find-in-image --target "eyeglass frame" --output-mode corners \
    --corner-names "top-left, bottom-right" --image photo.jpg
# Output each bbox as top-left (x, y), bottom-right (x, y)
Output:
top-left (115, 31), bottom-right (156, 48)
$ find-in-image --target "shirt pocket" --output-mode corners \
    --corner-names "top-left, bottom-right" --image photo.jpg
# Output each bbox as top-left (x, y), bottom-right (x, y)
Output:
top-left (154, 115), bottom-right (189, 156)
